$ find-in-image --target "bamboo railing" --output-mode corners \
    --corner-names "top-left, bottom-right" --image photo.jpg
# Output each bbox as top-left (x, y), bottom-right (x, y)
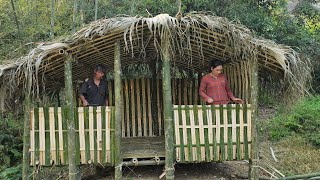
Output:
top-left (173, 104), bottom-right (252, 162)
top-left (29, 106), bottom-right (114, 166)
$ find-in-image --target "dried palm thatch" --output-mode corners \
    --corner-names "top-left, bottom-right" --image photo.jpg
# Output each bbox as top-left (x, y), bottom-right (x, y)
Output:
top-left (0, 12), bottom-right (311, 110)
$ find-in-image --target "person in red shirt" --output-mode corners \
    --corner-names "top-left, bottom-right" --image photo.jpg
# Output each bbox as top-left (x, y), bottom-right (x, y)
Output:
top-left (199, 60), bottom-right (243, 105)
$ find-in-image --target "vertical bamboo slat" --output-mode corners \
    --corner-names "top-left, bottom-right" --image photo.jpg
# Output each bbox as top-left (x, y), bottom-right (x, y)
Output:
top-left (39, 108), bottom-right (45, 165)
top-left (231, 105), bottom-right (237, 160)
top-left (93, 107), bottom-right (97, 163)
top-left (227, 105), bottom-right (233, 160)
top-left (97, 107), bottom-right (102, 163)
top-left (30, 109), bottom-right (35, 165)
top-left (34, 108), bottom-right (40, 165)
top-left (215, 106), bottom-right (220, 160)
top-left (125, 79), bottom-right (130, 137)
top-left (136, 79), bottom-right (142, 136)
top-left (58, 107), bottom-right (64, 164)
top-left (49, 107), bottom-right (56, 164)
top-left (198, 106), bottom-right (205, 161)
top-left (174, 106), bottom-right (180, 162)
top-left (54, 107), bottom-right (60, 165)
top-left (247, 104), bottom-right (252, 158)
top-left (157, 79), bottom-right (162, 136)
top-left (142, 78), bottom-right (147, 136)
top-left (206, 106), bottom-right (213, 161)
top-left (178, 106), bottom-right (186, 162)
top-left (44, 107), bottom-right (50, 165)
top-left (105, 107), bottom-right (111, 163)
top-left (78, 107), bottom-right (86, 164)
top-left (147, 79), bottom-right (153, 136)
top-left (84, 107), bottom-right (90, 162)
top-left (130, 79), bottom-right (136, 137)
top-left (239, 104), bottom-right (244, 159)
top-left (189, 107), bottom-right (197, 161)
top-left (121, 82), bottom-right (125, 137)
top-left (89, 107), bottom-right (94, 161)
top-left (178, 79), bottom-right (181, 105)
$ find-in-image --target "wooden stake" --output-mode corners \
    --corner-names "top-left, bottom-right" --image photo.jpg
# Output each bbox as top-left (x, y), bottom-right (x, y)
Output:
top-left (114, 40), bottom-right (122, 180)
top-left (64, 55), bottom-right (78, 179)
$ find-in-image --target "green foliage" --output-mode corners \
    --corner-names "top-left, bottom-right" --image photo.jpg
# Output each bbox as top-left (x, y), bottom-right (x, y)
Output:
top-left (0, 165), bottom-right (21, 180)
top-left (268, 96), bottom-right (320, 146)
top-left (0, 113), bottom-right (23, 178)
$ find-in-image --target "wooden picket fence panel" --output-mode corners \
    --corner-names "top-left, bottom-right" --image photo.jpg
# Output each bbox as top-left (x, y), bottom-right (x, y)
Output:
top-left (29, 106), bottom-right (114, 166)
top-left (173, 104), bottom-right (252, 162)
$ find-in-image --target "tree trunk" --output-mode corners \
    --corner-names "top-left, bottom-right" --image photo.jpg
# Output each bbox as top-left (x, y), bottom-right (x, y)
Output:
top-left (10, 0), bottom-right (20, 32)
top-left (79, 0), bottom-right (84, 26)
top-left (162, 37), bottom-right (175, 180)
top-left (50, 0), bottom-right (55, 38)
top-left (114, 40), bottom-right (122, 180)
top-left (72, 0), bottom-right (78, 33)
top-left (248, 56), bottom-right (259, 180)
top-left (64, 55), bottom-right (78, 180)
top-left (94, 0), bottom-right (98, 21)
top-left (22, 95), bottom-right (31, 180)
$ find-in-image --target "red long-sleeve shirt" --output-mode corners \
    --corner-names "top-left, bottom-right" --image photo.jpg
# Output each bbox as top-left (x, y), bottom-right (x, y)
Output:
top-left (199, 73), bottom-right (235, 105)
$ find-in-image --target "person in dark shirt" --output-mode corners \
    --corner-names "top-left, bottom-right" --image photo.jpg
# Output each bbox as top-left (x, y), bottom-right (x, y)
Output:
top-left (199, 60), bottom-right (243, 105)
top-left (79, 64), bottom-right (108, 106)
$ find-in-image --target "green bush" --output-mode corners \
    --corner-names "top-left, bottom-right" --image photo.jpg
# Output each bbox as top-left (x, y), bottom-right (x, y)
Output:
top-left (268, 96), bottom-right (320, 146)
top-left (0, 113), bottom-right (23, 179)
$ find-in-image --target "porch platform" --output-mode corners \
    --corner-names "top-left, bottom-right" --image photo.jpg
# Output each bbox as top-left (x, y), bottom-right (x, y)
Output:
top-left (121, 136), bottom-right (165, 159)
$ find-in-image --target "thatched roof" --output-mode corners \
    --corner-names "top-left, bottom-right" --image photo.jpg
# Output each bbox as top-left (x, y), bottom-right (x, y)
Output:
top-left (0, 12), bottom-right (311, 109)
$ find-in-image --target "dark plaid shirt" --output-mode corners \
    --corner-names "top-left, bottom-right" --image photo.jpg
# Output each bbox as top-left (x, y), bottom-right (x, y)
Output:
top-left (79, 78), bottom-right (108, 106)
top-left (199, 74), bottom-right (235, 105)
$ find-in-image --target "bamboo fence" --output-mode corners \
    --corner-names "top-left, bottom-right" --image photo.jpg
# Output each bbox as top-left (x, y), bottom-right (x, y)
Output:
top-left (29, 106), bottom-right (114, 166)
top-left (173, 104), bottom-right (252, 162)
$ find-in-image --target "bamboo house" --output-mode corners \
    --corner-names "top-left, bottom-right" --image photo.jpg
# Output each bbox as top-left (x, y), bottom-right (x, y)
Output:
top-left (0, 13), bottom-right (310, 179)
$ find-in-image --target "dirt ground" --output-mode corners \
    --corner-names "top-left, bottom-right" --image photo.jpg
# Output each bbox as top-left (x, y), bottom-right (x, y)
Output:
top-left (82, 161), bottom-right (249, 180)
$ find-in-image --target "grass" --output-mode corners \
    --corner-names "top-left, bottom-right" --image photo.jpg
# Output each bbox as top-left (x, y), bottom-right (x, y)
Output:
top-left (257, 95), bottom-right (320, 177)
top-left (267, 95), bottom-right (320, 146)
top-left (260, 136), bottom-right (320, 176)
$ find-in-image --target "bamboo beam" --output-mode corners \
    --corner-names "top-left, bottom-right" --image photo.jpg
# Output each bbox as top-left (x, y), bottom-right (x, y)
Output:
top-left (64, 55), bottom-right (78, 179)
top-left (22, 94), bottom-right (31, 180)
top-left (113, 40), bottom-right (122, 180)
top-left (161, 37), bottom-right (175, 179)
top-left (248, 56), bottom-right (259, 179)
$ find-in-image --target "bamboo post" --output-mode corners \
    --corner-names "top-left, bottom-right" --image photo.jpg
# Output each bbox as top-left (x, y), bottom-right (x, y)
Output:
top-left (22, 94), bottom-right (31, 180)
top-left (64, 55), bottom-right (78, 179)
top-left (248, 56), bottom-right (259, 180)
top-left (114, 40), bottom-right (122, 180)
top-left (161, 37), bottom-right (174, 179)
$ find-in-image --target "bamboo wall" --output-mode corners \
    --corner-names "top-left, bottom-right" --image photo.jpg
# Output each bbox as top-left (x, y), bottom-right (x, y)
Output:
top-left (224, 61), bottom-right (252, 103)
top-left (106, 78), bottom-right (201, 138)
top-left (29, 106), bottom-right (114, 166)
top-left (173, 104), bottom-right (252, 162)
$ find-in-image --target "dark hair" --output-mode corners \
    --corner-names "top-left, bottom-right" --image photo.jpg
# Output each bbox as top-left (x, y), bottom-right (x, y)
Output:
top-left (209, 60), bottom-right (224, 72)
top-left (95, 64), bottom-right (106, 74)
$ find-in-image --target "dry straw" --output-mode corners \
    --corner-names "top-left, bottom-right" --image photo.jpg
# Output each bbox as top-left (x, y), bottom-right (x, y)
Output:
top-left (0, 12), bottom-right (311, 110)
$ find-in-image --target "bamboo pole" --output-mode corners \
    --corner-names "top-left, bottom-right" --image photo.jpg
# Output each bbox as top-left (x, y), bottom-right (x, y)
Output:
top-left (248, 57), bottom-right (259, 180)
top-left (113, 40), bottom-right (122, 180)
top-left (161, 38), bottom-right (174, 179)
top-left (64, 55), bottom-right (78, 179)
top-left (22, 94), bottom-right (31, 180)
